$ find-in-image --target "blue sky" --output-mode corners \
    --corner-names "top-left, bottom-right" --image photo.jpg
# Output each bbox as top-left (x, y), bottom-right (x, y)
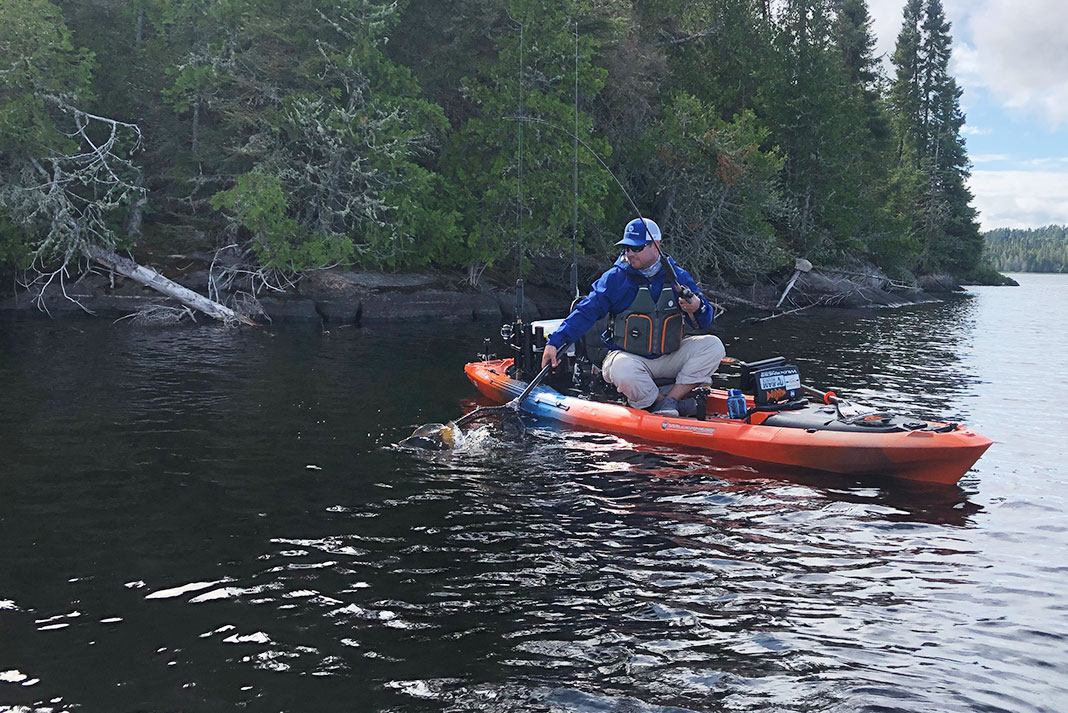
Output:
top-left (867, 0), bottom-right (1068, 231)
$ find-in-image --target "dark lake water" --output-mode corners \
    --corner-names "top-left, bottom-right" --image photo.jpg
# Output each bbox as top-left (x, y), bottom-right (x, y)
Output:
top-left (1, 273), bottom-right (1066, 712)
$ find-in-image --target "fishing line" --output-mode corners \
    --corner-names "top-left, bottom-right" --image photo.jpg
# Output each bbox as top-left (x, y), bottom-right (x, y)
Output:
top-left (505, 115), bottom-right (646, 225)
top-left (506, 114), bottom-right (700, 324)
top-left (516, 22), bottom-right (525, 284)
top-left (572, 19), bottom-right (580, 300)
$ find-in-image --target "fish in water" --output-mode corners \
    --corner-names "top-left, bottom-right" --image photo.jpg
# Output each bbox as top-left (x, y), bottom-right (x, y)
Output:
top-left (398, 422), bottom-right (462, 450)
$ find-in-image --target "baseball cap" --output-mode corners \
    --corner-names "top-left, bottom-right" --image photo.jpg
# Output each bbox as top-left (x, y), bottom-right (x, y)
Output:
top-left (616, 218), bottom-right (662, 247)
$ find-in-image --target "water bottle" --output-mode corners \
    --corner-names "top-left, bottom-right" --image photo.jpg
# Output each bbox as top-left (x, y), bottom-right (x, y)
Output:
top-left (727, 389), bottom-right (747, 420)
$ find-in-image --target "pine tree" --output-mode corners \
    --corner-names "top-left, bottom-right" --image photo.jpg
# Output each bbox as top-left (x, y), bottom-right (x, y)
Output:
top-left (888, 0), bottom-right (982, 275)
top-left (759, 0), bottom-right (881, 261)
top-left (442, 0), bottom-right (613, 279)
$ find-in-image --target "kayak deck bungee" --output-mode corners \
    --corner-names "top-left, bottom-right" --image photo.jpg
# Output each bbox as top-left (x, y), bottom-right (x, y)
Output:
top-left (464, 358), bottom-right (992, 485)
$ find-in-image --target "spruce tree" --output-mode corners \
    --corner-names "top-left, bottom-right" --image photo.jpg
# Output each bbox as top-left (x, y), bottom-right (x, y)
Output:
top-left (759, 0), bottom-right (880, 261)
top-left (442, 0), bottom-right (612, 279)
top-left (831, 0), bottom-right (902, 267)
top-left (888, 0), bottom-right (982, 276)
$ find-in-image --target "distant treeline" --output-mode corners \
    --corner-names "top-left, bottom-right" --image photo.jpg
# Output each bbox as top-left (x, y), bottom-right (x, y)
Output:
top-left (1, 0), bottom-right (990, 286)
top-left (983, 226), bottom-right (1068, 273)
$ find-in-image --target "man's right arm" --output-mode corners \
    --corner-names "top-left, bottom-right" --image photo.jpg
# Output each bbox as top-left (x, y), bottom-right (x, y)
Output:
top-left (543, 272), bottom-right (615, 365)
top-left (541, 343), bottom-right (560, 368)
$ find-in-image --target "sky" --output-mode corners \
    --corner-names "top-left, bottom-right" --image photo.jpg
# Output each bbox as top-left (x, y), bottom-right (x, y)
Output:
top-left (866, 0), bottom-right (1068, 231)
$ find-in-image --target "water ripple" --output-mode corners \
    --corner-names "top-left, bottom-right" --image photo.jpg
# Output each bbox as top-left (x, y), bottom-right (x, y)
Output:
top-left (3, 279), bottom-right (1067, 711)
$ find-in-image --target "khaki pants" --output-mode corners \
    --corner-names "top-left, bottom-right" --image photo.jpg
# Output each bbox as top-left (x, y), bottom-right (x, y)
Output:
top-left (601, 334), bottom-right (726, 409)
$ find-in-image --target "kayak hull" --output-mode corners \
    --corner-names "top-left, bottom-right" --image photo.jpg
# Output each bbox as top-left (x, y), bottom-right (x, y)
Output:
top-left (464, 359), bottom-right (992, 485)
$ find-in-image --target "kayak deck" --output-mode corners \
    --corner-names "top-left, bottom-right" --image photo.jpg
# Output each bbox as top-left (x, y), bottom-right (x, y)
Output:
top-left (464, 358), bottom-right (992, 485)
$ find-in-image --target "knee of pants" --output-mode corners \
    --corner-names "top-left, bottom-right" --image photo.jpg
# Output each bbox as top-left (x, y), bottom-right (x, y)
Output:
top-left (677, 334), bottom-right (727, 382)
top-left (696, 334), bottom-right (726, 363)
top-left (602, 351), bottom-right (659, 409)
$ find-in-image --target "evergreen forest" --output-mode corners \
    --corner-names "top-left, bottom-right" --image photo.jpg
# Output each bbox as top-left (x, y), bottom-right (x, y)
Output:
top-left (984, 226), bottom-right (1068, 273)
top-left (0, 0), bottom-right (998, 289)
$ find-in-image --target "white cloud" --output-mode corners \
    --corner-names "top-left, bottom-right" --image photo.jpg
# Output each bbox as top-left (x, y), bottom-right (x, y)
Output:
top-left (969, 170), bottom-right (1068, 230)
top-left (957, 0), bottom-right (1068, 128)
top-left (867, 0), bottom-right (909, 68)
top-left (962, 126), bottom-right (991, 136)
top-left (869, 1), bottom-right (1068, 127)
top-left (1021, 157), bottom-right (1068, 167)
top-left (970, 154), bottom-right (1010, 163)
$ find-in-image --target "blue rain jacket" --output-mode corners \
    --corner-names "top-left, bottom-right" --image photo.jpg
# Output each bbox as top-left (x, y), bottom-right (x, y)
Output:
top-left (546, 254), bottom-right (714, 356)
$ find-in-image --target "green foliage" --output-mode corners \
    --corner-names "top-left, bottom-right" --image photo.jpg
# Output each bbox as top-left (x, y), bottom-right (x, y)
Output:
top-left (638, 96), bottom-right (786, 279)
top-left (963, 263), bottom-right (1016, 286)
top-left (0, 0), bottom-right (143, 270)
top-left (388, 0), bottom-right (505, 125)
top-left (173, 0), bottom-right (462, 271)
top-left (656, 0), bottom-right (776, 119)
top-left (753, 0), bottom-right (891, 263)
top-left (210, 172), bottom-right (349, 270)
top-left (162, 64), bottom-right (221, 114)
top-left (0, 213), bottom-right (33, 268)
top-left (3, 0), bottom-right (996, 284)
top-left (984, 225), bottom-right (1068, 272)
top-left (0, 0), bottom-right (94, 151)
top-left (443, 0), bottom-right (613, 273)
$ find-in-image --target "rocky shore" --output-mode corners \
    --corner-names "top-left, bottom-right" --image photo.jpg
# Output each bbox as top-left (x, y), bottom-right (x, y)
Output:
top-left (0, 251), bottom-right (1012, 326)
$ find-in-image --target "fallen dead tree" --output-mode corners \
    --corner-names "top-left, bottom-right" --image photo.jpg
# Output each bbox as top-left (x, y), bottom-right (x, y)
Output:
top-left (83, 244), bottom-right (256, 326)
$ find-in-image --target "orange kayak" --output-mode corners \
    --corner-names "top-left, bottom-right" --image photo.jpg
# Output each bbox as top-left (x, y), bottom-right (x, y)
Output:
top-left (464, 358), bottom-right (992, 485)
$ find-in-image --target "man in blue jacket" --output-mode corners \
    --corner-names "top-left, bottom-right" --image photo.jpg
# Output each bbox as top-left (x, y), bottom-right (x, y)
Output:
top-left (541, 218), bottom-right (726, 417)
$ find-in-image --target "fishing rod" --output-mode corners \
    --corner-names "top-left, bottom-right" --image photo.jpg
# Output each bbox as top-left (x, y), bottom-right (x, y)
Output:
top-left (649, 227), bottom-right (700, 328)
top-left (507, 115), bottom-right (702, 327)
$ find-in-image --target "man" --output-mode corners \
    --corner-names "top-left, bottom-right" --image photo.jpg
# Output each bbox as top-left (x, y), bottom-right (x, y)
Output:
top-left (541, 218), bottom-right (726, 417)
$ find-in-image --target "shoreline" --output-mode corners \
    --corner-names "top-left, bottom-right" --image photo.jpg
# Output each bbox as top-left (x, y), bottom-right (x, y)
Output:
top-left (0, 254), bottom-right (1016, 326)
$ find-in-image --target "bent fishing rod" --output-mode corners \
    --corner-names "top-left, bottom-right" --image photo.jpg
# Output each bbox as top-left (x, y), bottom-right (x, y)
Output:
top-left (507, 115), bottom-right (702, 327)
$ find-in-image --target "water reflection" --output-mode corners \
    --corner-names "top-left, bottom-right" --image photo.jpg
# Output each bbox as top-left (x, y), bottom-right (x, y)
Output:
top-left (348, 430), bottom-right (989, 711)
top-left (731, 296), bottom-right (982, 421)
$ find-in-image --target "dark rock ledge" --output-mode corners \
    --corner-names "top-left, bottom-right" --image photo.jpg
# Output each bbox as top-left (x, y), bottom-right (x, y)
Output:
top-left (0, 260), bottom-right (571, 325)
top-left (0, 254), bottom-right (993, 325)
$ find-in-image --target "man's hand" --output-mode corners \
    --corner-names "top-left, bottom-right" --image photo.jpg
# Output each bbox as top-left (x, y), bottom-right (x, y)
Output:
top-left (541, 344), bottom-right (559, 369)
top-left (679, 291), bottom-right (701, 315)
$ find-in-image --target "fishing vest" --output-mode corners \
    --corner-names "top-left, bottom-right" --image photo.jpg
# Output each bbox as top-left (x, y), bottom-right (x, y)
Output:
top-left (611, 284), bottom-right (684, 358)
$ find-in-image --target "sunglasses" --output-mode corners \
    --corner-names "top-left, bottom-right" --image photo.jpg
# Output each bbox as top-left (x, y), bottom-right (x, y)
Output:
top-left (624, 242), bottom-right (650, 253)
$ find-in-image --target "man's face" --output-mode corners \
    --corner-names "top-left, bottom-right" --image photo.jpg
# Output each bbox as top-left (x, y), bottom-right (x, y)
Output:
top-left (624, 241), bottom-right (658, 270)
